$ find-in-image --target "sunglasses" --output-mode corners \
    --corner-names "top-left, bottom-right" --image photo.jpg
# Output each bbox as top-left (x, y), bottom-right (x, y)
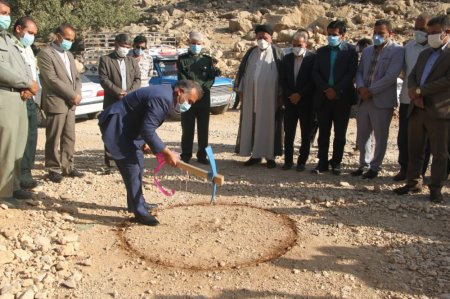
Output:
top-left (135, 46), bottom-right (147, 50)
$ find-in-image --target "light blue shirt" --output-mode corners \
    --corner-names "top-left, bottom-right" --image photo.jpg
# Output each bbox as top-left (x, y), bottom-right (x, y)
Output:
top-left (420, 48), bottom-right (441, 86)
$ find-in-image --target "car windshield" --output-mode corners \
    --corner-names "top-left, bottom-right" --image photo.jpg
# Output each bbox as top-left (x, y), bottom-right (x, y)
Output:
top-left (158, 60), bottom-right (178, 76)
top-left (81, 74), bottom-right (100, 84)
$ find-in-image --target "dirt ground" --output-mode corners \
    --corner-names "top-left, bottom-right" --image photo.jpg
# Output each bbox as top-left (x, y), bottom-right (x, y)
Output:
top-left (0, 110), bottom-right (449, 299)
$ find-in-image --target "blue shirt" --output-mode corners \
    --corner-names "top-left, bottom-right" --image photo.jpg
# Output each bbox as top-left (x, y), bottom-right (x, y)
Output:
top-left (420, 48), bottom-right (441, 86)
top-left (328, 44), bottom-right (341, 86)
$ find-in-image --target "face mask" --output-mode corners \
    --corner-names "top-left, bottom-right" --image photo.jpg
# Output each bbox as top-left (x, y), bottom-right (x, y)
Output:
top-left (257, 39), bottom-right (269, 50)
top-left (116, 46), bottom-right (129, 58)
top-left (292, 47), bottom-right (306, 57)
top-left (179, 100), bottom-right (191, 113)
top-left (134, 48), bottom-right (144, 56)
top-left (373, 34), bottom-right (385, 46)
top-left (190, 44), bottom-right (202, 55)
top-left (20, 32), bottom-right (35, 47)
top-left (0, 15), bottom-right (11, 31)
top-left (427, 33), bottom-right (445, 49)
top-left (414, 31), bottom-right (427, 44)
top-left (60, 39), bottom-right (73, 51)
top-left (327, 36), bottom-right (340, 47)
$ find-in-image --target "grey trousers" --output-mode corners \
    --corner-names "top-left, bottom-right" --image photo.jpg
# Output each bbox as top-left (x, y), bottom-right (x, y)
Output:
top-left (0, 90), bottom-right (28, 197)
top-left (406, 108), bottom-right (449, 191)
top-left (356, 99), bottom-right (394, 172)
top-left (44, 109), bottom-right (75, 174)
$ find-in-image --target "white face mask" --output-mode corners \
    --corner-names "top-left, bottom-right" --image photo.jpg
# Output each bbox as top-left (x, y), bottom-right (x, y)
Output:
top-left (292, 47), bottom-right (306, 57)
top-left (116, 46), bottom-right (130, 58)
top-left (257, 39), bottom-right (269, 50)
top-left (427, 33), bottom-right (445, 49)
top-left (414, 31), bottom-right (428, 44)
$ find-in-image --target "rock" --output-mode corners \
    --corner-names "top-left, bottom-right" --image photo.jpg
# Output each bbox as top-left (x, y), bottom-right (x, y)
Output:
top-left (0, 250), bottom-right (14, 265)
top-left (382, 0), bottom-right (407, 14)
top-left (277, 29), bottom-right (297, 43)
top-left (229, 18), bottom-right (253, 33)
top-left (61, 277), bottom-right (76, 289)
top-left (292, 269), bottom-right (301, 274)
top-left (339, 182), bottom-right (351, 187)
top-left (388, 204), bottom-right (399, 210)
top-left (218, 261), bottom-right (226, 267)
top-left (439, 294), bottom-right (450, 299)
top-left (18, 289), bottom-right (34, 299)
top-left (20, 235), bottom-right (34, 247)
top-left (56, 261), bottom-right (68, 271)
top-left (0, 204), bottom-right (8, 210)
top-left (34, 236), bottom-right (51, 252)
top-left (13, 249), bottom-right (31, 262)
top-left (264, 5), bottom-right (325, 32)
top-left (0, 294), bottom-right (14, 299)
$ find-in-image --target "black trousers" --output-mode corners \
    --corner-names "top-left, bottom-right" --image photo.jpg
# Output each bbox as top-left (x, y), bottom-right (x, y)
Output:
top-left (317, 101), bottom-right (351, 168)
top-left (181, 106), bottom-right (210, 162)
top-left (283, 103), bottom-right (314, 165)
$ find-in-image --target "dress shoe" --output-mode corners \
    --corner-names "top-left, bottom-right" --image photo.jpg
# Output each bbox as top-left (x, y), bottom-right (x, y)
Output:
top-left (351, 167), bottom-right (366, 177)
top-left (13, 189), bottom-right (33, 200)
top-left (331, 164), bottom-right (341, 176)
top-left (181, 158), bottom-right (190, 164)
top-left (430, 189), bottom-right (443, 203)
top-left (311, 165), bottom-right (328, 174)
top-left (243, 157), bottom-right (261, 166)
top-left (48, 171), bottom-right (63, 183)
top-left (282, 162), bottom-right (293, 170)
top-left (104, 166), bottom-right (116, 175)
top-left (20, 179), bottom-right (38, 190)
top-left (266, 160), bottom-right (276, 169)
top-left (197, 157), bottom-right (209, 165)
top-left (362, 169), bottom-right (378, 179)
top-left (393, 169), bottom-right (406, 181)
top-left (393, 184), bottom-right (422, 195)
top-left (65, 169), bottom-right (85, 178)
top-left (296, 163), bottom-right (306, 172)
top-left (127, 203), bottom-right (159, 213)
top-left (1, 197), bottom-right (19, 208)
top-left (135, 214), bottom-right (160, 226)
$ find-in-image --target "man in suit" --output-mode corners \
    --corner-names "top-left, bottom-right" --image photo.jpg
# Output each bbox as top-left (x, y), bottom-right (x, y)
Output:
top-left (98, 80), bottom-right (202, 226)
top-left (312, 20), bottom-right (358, 175)
top-left (0, 0), bottom-right (39, 206)
top-left (99, 33), bottom-right (141, 172)
top-left (279, 30), bottom-right (316, 171)
top-left (38, 24), bottom-right (83, 183)
top-left (352, 19), bottom-right (404, 179)
top-left (394, 15), bottom-right (450, 203)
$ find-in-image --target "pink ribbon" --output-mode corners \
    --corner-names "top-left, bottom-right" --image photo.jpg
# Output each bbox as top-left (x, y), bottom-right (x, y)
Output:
top-left (153, 153), bottom-right (176, 196)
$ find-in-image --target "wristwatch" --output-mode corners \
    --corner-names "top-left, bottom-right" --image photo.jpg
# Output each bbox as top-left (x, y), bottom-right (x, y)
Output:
top-left (416, 87), bottom-right (421, 95)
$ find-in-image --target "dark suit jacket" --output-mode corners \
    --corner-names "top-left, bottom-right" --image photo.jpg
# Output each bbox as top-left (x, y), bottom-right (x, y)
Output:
top-left (37, 45), bottom-right (81, 114)
top-left (279, 51), bottom-right (316, 108)
top-left (408, 44), bottom-right (450, 120)
top-left (99, 52), bottom-right (141, 109)
top-left (312, 42), bottom-right (358, 109)
top-left (98, 85), bottom-right (173, 161)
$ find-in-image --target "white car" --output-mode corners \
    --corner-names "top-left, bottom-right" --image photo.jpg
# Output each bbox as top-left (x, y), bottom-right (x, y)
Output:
top-left (76, 74), bottom-right (104, 119)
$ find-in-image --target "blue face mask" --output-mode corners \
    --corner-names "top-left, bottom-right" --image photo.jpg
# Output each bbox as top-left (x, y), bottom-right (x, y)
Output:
top-left (327, 35), bottom-right (340, 47)
top-left (134, 48), bottom-right (144, 56)
top-left (60, 38), bottom-right (73, 51)
top-left (190, 44), bottom-right (202, 55)
top-left (0, 15), bottom-right (11, 31)
top-left (179, 101), bottom-right (191, 113)
top-left (373, 34), bottom-right (385, 46)
top-left (20, 33), bottom-right (35, 47)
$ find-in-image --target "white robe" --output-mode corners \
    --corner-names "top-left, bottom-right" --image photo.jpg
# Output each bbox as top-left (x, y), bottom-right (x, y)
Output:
top-left (238, 47), bottom-right (279, 159)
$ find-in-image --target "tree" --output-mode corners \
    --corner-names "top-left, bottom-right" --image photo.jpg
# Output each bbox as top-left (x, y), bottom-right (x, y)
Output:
top-left (11, 0), bottom-right (140, 38)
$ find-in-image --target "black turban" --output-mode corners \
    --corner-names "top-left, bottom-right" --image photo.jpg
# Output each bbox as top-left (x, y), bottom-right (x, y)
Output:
top-left (254, 24), bottom-right (274, 36)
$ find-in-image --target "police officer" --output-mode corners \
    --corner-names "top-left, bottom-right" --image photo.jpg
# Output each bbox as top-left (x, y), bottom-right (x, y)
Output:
top-left (177, 31), bottom-right (216, 164)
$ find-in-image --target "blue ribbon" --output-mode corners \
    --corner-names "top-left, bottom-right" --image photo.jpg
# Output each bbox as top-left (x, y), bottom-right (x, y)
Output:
top-left (205, 146), bottom-right (217, 204)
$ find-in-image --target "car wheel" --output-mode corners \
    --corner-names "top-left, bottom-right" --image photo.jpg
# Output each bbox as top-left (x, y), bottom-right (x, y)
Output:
top-left (210, 104), bottom-right (228, 115)
top-left (87, 112), bottom-right (100, 119)
top-left (36, 105), bottom-right (47, 128)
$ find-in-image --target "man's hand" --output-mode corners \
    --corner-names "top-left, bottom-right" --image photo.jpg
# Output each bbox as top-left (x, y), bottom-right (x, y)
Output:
top-left (288, 93), bottom-right (301, 104)
top-left (408, 87), bottom-right (420, 101)
top-left (238, 91), bottom-right (243, 103)
top-left (324, 88), bottom-right (337, 100)
top-left (118, 92), bottom-right (127, 100)
top-left (358, 87), bottom-right (372, 101)
top-left (20, 90), bottom-right (33, 101)
top-left (29, 80), bottom-right (39, 95)
top-left (72, 94), bottom-right (82, 106)
top-left (142, 144), bottom-right (152, 156)
top-left (162, 147), bottom-right (178, 167)
top-left (412, 96), bottom-right (424, 109)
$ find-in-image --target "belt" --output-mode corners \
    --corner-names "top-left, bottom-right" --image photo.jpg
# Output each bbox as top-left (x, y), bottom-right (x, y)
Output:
top-left (0, 86), bottom-right (21, 92)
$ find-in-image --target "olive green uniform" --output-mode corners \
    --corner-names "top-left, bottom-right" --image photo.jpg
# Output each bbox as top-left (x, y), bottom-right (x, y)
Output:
top-left (177, 51), bottom-right (215, 162)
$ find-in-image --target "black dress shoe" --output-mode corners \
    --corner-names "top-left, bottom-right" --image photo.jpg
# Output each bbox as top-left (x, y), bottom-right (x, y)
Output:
top-left (197, 157), bottom-right (209, 165)
top-left (282, 162), bottom-right (293, 170)
top-left (20, 179), bottom-right (38, 190)
top-left (351, 167), bottom-right (365, 177)
top-left (393, 184), bottom-right (422, 195)
top-left (430, 189), bottom-right (443, 203)
top-left (135, 214), bottom-right (160, 226)
top-left (65, 169), bottom-right (85, 178)
top-left (127, 203), bottom-right (159, 213)
top-left (243, 157), bottom-right (261, 166)
top-left (0, 197), bottom-right (19, 208)
top-left (267, 160), bottom-right (276, 169)
top-left (104, 166), bottom-right (116, 175)
top-left (48, 171), bottom-right (63, 183)
top-left (393, 169), bottom-right (406, 181)
top-left (13, 189), bottom-right (33, 200)
top-left (296, 163), bottom-right (306, 172)
top-left (331, 164), bottom-right (341, 176)
top-left (362, 169), bottom-right (378, 179)
top-left (311, 165), bottom-right (328, 174)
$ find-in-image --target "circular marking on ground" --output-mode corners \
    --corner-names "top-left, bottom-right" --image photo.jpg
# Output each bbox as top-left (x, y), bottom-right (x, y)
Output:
top-left (119, 203), bottom-right (298, 270)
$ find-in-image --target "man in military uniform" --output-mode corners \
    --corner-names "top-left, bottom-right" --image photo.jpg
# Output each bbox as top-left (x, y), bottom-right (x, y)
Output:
top-left (0, 0), bottom-right (39, 206)
top-left (177, 31), bottom-right (216, 164)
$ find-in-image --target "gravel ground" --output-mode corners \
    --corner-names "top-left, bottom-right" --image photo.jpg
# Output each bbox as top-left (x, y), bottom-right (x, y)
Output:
top-left (0, 110), bottom-right (449, 299)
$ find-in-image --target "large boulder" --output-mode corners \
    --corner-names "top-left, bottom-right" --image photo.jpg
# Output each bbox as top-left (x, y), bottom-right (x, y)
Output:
top-left (277, 29), bottom-right (297, 43)
top-left (382, 0), bottom-right (407, 14)
top-left (264, 5), bottom-right (326, 32)
top-left (229, 18), bottom-right (253, 33)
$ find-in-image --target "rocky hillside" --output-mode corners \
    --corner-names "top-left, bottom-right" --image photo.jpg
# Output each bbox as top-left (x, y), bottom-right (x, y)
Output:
top-left (124, 0), bottom-right (450, 77)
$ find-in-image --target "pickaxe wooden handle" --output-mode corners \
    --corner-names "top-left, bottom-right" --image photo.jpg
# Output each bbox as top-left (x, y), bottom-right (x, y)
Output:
top-left (176, 161), bottom-right (225, 186)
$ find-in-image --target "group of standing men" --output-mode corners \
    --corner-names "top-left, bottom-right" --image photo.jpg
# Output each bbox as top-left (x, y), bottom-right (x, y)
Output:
top-left (235, 16), bottom-right (449, 203)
